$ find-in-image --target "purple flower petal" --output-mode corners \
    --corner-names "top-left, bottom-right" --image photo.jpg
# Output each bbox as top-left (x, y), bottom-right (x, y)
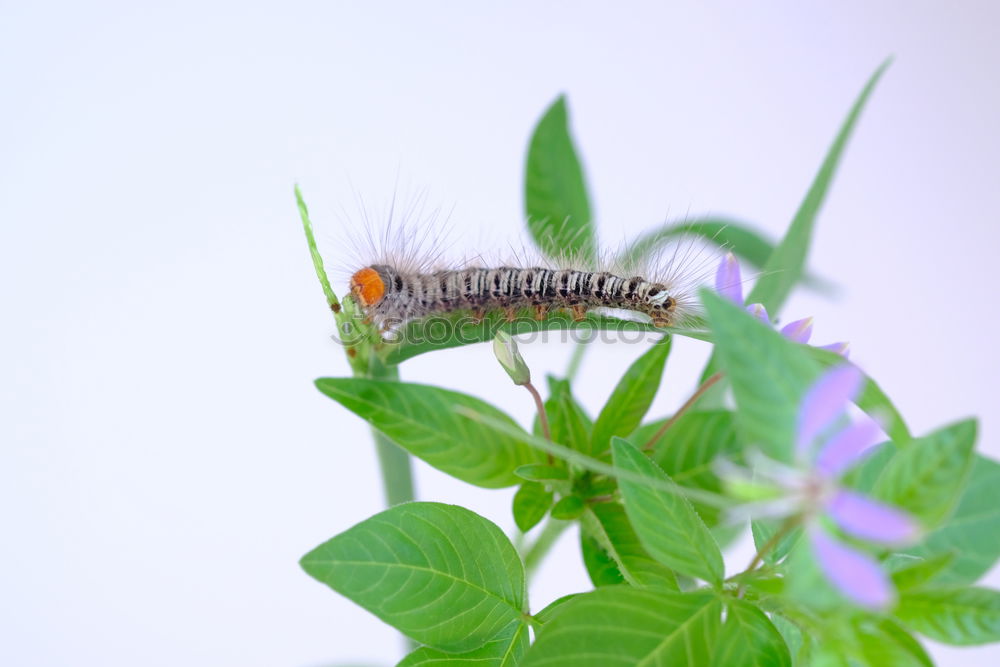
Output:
top-left (715, 252), bottom-right (744, 304)
top-left (746, 302), bottom-right (770, 323)
top-left (810, 527), bottom-right (895, 610)
top-left (780, 317), bottom-right (814, 344)
top-left (826, 489), bottom-right (921, 545)
top-left (819, 341), bottom-right (851, 358)
top-left (797, 365), bottom-right (863, 457)
top-left (814, 418), bottom-right (883, 478)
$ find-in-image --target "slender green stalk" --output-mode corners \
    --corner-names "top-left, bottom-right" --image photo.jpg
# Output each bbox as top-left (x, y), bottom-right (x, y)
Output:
top-left (523, 518), bottom-right (570, 580)
top-left (365, 359), bottom-right (416, 508)
top-left (564, 330), bottom-right (594, 381)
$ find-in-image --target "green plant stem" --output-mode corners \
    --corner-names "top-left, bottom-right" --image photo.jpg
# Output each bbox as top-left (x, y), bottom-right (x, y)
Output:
top-left (564, 330), bottom-right (594, 381)
top-left (642, 372), bottom-right (724, 452)
top-left (736, 514), bottom-right (800, 598)
top-left (364, 360), bottom-right (416, 508)
top-left (523, 518), bottom-right (570, 580)
top-left (523, 381), bottom-right (554, 464)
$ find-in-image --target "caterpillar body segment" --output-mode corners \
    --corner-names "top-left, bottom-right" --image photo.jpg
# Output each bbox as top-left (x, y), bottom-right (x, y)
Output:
top-left (350, 265), bottom-right (678, 330)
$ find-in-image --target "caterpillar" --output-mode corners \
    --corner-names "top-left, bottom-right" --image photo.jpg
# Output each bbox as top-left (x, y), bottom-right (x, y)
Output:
top-left (333, 191), bottom-right (713, 335)
top-left (350, 265), bottom-right (680, 329)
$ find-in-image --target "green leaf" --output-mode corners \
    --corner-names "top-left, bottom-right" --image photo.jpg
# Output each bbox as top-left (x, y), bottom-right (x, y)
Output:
top-left (890, 553), bottom-right (957, 592)
top-left (315, 378), bottom-right (540, 488)
top-left (294, 185), bottom-right (340, 312)
top-left (745, 59), bottom-right (890, 316)
top-left (711, 599), bottom-right (791, 667)
top-left (580, 502), bottom-right (679, 590)
top-left (545, 376), bottom-right (593, 454)
top-left (384, 310), bottom-right (709, 365)
top-left (872, 419), bottom-right (977, 527)
top-left (639, 409), bottom-right (739, 527)
top-left (523, 588), bottom-right (723, 666)
top-left (534, 594), bottom-right (579, 624)
top-left (397, 617), bottom-right (529, 667)
top-left (905, 454), bottom-right (1000, 585)
top-left (623, 218), bottom-right (835, 294)
top-left (550, 495), bottom-right (585, 520)
top-left (514, 463), bottom-right (569, 482)
top-left (580, 525), bottom-right (626, 587)
top-left (855, 619), bottom-right (933, 667)
top-left (841, 440), bottom-right (897, 492)
top-left (612, 438), bottom-right (724, 585)
top-left (701, 289), bottom-right (821, 461)
top-left (750, 519), bottom-right (801, 566)
top-left (301, 502), bottom-right (526, 652)
top-left (897, 587), bottom-right (1000, 645)
top-left (524, 95), bottom-right (595, 262)
top-left (513, 482), bottom-right (553, 532)
top-left (591, 337), bottom-right (672, 453)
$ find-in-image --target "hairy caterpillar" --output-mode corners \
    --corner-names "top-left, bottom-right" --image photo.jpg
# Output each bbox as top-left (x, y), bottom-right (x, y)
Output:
top-left (333, 192), bottom-right (713, 335)
top-left (351, 265), bottom-right (679, 329)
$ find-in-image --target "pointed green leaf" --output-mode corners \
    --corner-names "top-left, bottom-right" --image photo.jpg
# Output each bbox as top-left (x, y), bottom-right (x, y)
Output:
top-left (905, 454), bottom-right (1000, 585)
top-left (890, 553), bottom-right (957, 592)
top-left (550, 495), bottom-right (585, 520)
top-left (711, 599), bottom-right (791, 667)
top-left (545, 376), bottom-right (594, 454)
top-left (514, 463), bottom-right (569, 482)
top-left (897, 587), bottom-right (1000, 645)
top-left (872, 419), bottom-right (977, 527)
top-left (301, 502), bottom-right (526, 652)
top-left (591, 337), bottom-right (672, 453)
top-left (855, 619), bottom-right (933, 667)
top-left (315, 378), bottom-right (540, 488)
top-left (637, 409), bottom-right (739, 527)
top-left (701, 289), bottom-right (821, 461)
top-left (745, 60), bottom-right (890, 316)
top-left (397, 617), bottom-right (529, 667)
top-left (623, 218), bottom-right (834, 294)
top-left (513, 481), bottom-right (553, 532)
top-left (581, 502), bottom-right (679, 590)
top-left (524, 95), bottom-right (595, 262)
top-left (612, 437), bottom-right (724, 585)
top-left (523, 588), bottom-right (723, 666)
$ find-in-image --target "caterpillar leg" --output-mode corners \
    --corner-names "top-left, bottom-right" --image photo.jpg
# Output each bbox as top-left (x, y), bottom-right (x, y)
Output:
top-left (533, 305), bottom-right (548, 321)
top-left (571, 305), bottom-right (587, 322)
top-left (471, 308), bottom-right (485, 324)
top-left (504, 307), bottom-right (517, 323)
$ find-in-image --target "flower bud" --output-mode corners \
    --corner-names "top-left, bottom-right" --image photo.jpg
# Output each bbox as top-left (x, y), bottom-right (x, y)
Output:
top-left (493, 330), bottom-right (531, 385)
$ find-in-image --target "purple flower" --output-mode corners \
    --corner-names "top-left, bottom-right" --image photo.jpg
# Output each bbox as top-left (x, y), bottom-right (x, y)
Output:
top-left (715, 253), bottom-right (848, 355)
top-left (724, 364), bottom-right (921, 609)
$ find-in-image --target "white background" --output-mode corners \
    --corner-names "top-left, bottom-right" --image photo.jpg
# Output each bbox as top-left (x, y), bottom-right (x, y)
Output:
top-left (2, 1), bottom-right (998, 665)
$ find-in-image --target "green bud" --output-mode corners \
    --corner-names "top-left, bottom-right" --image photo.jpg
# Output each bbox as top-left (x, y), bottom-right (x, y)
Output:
top-left (493, 330), bottom-right (531, 385)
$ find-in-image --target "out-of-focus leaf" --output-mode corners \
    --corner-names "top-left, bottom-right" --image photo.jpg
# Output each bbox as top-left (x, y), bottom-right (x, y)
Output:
top-left (711, 599), bottom-right (791, 667)
top-left (524, 95), bottom-right (595, 262)
top-left (624, 218), bottom-right (835, 294)
top-left (513, 481), bottom-right (553, 532)
top-left (745, 60), bottom-right (890, 316)
top-left (591, 337), bottom-right (672, 453)
top-left (897, 587), bottom-right (1000, 645)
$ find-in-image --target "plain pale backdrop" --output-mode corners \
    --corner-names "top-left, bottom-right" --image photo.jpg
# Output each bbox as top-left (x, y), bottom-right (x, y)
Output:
top-left (2, 1), bottom-right (998, 665)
